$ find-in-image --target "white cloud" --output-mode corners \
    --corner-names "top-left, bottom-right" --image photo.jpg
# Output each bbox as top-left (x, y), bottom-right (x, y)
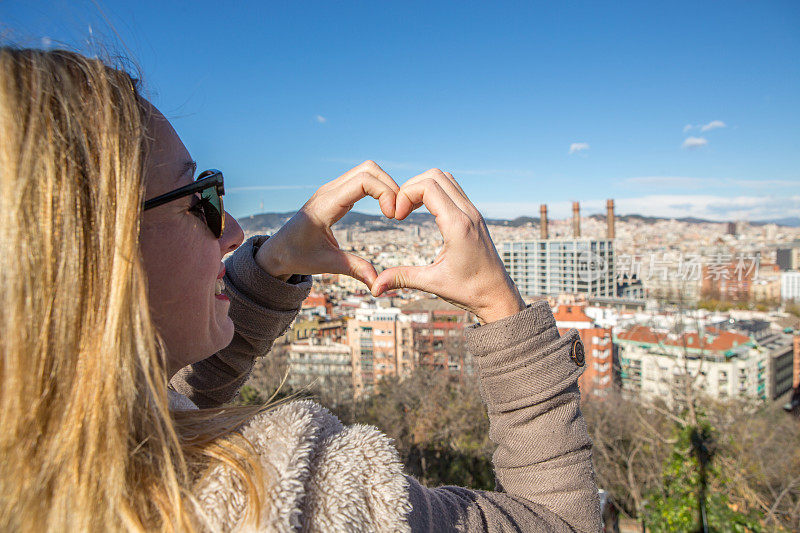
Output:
top-left (683, 124), bottom-right (693, 133)
top-left (682, 136), bottom-right (708, 149)
top-left (569, 142), bottom-right (590, 155)
top-left (700, 120), bottom-right (726, 132)
top-left (612, 194), bottom-right (800, 221)
top-left (731, 179), bottom-right (800, 187)
top-left (315, 115), bottom-right (327, 123)
top-left (41, 36), bottom-right (52, 48)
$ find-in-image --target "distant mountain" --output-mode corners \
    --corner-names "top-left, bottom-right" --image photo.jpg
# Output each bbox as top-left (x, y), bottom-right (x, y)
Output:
top-left (237, 211), bottom-right (296, 232)
top-left (485, 216), bottom-right (541, 227)
top-left (588, 213), bottom-right (720, 225)
top-left (237, 210), bottom-right (437, 233)
top-left (753, 217), bottom-right (800, 227)
top-left (238, 211), bottom-right (800, 232)
top-left (589, 213), bottom-right (800, 227)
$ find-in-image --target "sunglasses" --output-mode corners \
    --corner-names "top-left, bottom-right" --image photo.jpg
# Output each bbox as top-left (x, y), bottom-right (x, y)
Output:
top-left (143, 169), bottom-right (226, 238)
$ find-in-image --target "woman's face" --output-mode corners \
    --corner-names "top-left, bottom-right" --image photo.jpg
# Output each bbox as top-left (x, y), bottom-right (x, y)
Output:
top-left (139, 107), bottom-right (244, 377)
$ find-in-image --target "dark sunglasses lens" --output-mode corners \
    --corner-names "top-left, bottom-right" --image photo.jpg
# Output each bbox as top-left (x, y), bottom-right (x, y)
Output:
top-left (200, 188), bottom-right (223, 238)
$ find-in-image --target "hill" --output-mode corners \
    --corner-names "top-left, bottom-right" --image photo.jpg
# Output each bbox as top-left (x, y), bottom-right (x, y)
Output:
top-left (237, 211), bottom-right (800, 233)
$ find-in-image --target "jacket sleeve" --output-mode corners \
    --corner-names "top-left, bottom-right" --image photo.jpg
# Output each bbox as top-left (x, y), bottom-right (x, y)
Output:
top-left (170, 235), bottom-right (312, 408)
top-left (405, 301), bottom-right (601, 532)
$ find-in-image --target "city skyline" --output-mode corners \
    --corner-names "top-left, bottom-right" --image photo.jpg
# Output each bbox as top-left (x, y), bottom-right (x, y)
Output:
top-left (3, 1), bottom-right (798, 221)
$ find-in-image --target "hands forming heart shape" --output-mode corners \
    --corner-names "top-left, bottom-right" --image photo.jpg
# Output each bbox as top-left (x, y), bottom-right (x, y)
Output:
top-left (255, 161), bottom-right (525, 324)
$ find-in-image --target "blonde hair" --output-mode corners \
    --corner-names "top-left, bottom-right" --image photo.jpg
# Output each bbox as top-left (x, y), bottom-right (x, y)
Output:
top-left (0, 47), bottom-right (267, 531)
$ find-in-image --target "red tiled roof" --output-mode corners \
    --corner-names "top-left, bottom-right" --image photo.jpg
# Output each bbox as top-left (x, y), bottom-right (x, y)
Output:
top-left (617, 325), bottom-right (662, 344)
top-left (617, 325), bottom-right (750, 353)
top-left (303, 293), bottom-right (329, 307)
top-left (552, 305), bottom-right (593, 323)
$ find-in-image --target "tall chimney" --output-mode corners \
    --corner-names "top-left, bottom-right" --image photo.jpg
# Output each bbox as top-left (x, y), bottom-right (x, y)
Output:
top-left (606, 199), bottom-right (615, 239)
top-left (540, 204), bottom-right (548, 239)
top-left (572, 201), bottom-right (581, 238)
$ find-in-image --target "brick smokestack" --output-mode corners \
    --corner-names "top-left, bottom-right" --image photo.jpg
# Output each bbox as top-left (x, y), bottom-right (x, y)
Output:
top-left (572, 201), bottom-right (581, 238)
top-left (540, 204), bottom-right (548, 239)
top-left (606, 199), bottom-right (615, 239)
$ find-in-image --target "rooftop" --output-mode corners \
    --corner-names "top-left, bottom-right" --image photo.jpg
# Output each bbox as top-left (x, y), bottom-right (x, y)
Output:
top-left (617, 325), bottom-right (752, 355)
top-left (552, 304), bottom-right (593, 324)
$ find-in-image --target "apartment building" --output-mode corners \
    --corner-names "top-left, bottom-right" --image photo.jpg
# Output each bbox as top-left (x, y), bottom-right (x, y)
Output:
top-left (400, 297), bottom-right (476, 378)
top-left (777, 246), bottom-right (800, 271)
top-left (287, 338), bottom-right (353, 406)
top-left (411, 311), bottom-right (473, 377)
top-left (701, 259), bottom-right (757, 302)
top-left (346, 306), bottom-right (414, 397)
top-left (644, 274), bottom-right (701, 303)
top-left (711, 318), bottom-right (794, 400)
top-left (782, 271), bottom-right (800, 301)
top-left (760, 333), bottom-right (795, 400)
top-left (750, 264), bottom-right (782, 303)
top-left (285, 315), bottom-right (346, 343)
top-left (794, 335), bottom-right (800, 390)
top-left (500, 201), bottom-right (617, 298)
top-left (501, 238), bottom-right (616, 297)
top-left (616, 325), bottom-right (768, 404)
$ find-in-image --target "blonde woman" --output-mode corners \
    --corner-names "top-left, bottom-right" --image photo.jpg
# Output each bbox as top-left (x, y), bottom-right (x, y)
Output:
top-left (0, 47), bottom-right (600, 531)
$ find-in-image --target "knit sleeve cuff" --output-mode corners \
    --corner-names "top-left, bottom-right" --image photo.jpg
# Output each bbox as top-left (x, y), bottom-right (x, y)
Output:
top-left (464, 300), bottom-right (583, 413)
top-left (465, 300), bottom-right (558, 357)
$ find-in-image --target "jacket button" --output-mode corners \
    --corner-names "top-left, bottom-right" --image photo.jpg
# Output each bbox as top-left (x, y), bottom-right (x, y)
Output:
top-left (571, 339), bottom-right (585, 367)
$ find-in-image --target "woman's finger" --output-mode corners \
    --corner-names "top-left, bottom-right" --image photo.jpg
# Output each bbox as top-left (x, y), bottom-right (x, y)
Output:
top-left (326, 249), bottom-right (379, 288)
top-left (394, 169), bottom-right (449, 217)
top-left (322, 172), bottom-right (397, 221)
top-left (328, 160), bottom-right (400, 196)
top-left (441, 171), bottom-right (482, 220)
top-left (398, 168), bottom-right (473, 217)
top-left (395, 178), bottom-right (466, 229)
top-left (371, 264), bottom-right (435, 297)
top-left (442, 171), bottom-right (468, 203)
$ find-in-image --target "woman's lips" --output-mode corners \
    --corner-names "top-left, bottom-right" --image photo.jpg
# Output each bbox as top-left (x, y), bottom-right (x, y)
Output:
top-left (215, 268), bottom-right (228, 300)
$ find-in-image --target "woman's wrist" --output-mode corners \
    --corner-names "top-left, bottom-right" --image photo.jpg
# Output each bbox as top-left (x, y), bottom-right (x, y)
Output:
top-left (254, 236), bottom-right (293, 281)
top-left (475, 283), bottom-right (526, 324)
top-left (477, 298), bottom-right (526, 324)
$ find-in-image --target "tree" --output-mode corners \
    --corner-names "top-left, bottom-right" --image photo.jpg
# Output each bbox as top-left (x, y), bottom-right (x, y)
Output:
top-left (583, 389), bottom-right (680, 532)
top-left (355, 367), bottom-right (495, 490)
top-left (234, 384), bottom-right (265, 406)
top-left (644, 420), bottom-right (761, 532)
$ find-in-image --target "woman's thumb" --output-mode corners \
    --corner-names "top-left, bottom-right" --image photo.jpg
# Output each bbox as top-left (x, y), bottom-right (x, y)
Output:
top-left (329, 251), bottom-right (378, 288)
top-left (371, 265), bottom-right (432, 297)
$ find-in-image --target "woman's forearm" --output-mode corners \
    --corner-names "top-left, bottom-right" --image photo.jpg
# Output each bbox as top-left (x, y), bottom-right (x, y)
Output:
top-left (468, 301), bottom-right (600, 531)
top-left (404, 302), bottom-right (601, 532)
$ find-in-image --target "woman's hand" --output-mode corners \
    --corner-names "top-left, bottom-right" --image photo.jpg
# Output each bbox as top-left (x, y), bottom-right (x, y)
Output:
top-left (255, 160), bottom-right (398, 288)
top-left (371, 169), bottom-right (525, 324)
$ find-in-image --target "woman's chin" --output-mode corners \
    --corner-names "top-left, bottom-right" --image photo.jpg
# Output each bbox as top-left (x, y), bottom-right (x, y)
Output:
top-left (215, 315), bottom-right (236, 351)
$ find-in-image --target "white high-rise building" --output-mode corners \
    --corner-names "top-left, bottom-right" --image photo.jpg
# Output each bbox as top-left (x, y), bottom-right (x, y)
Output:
top-left (781, 271), bottom-right (800, 301)
top-left (500, 238), bottom-right (616, 297)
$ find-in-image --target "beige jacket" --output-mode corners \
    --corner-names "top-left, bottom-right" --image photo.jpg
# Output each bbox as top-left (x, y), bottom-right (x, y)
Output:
top-left (171, 236), bottom-right (601, 532)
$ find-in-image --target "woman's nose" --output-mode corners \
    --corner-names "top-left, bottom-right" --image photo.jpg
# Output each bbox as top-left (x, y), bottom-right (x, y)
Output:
top-left (220, 211), bottom-right (244, 254)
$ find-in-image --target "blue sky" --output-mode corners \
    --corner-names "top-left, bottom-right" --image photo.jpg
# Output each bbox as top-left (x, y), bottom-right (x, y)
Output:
top-left (3, 1), bottom-right (799, 221)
